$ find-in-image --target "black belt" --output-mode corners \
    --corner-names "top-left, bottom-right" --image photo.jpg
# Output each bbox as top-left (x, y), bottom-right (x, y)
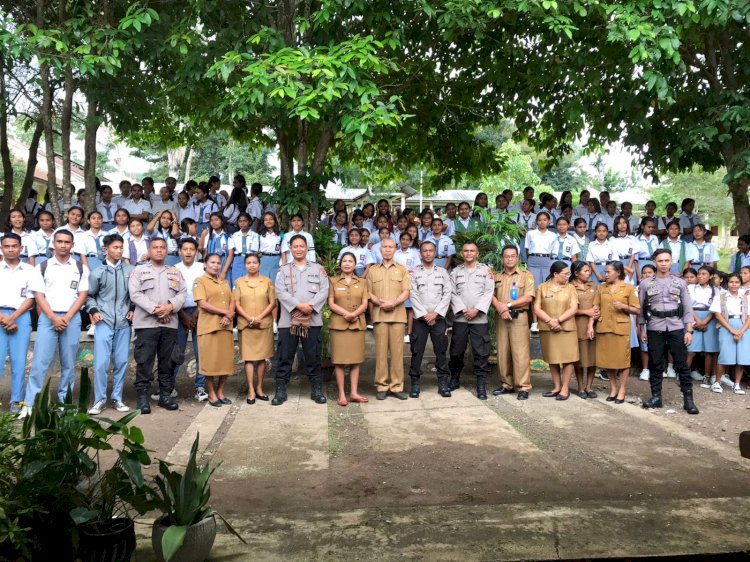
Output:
top-left (728, 315), bottom-right (743, 319)
top-left (86, 254), bottom-right (100, 257)
top-left (528, 253), bottom-right (551, 258)
top-left (693, 306), bottom-right (709, 311)
top-left (262, 253), bottom-right (280, 256)
top-left (650, 310), bottom-right (682, 318)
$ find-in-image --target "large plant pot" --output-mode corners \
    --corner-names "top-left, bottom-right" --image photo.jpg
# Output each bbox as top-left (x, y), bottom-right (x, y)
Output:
top-left (152, 515), bottom-right (216, 562)
top-left (78, 517), bottom-right (136, 562)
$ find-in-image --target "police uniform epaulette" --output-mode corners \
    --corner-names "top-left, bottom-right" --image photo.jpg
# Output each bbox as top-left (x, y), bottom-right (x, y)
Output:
top-left (166, 265), bottom-right (178, 274)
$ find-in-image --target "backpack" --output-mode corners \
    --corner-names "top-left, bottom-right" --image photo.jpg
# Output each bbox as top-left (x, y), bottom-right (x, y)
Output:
top-left (40, 258), bottom-right (84, 287)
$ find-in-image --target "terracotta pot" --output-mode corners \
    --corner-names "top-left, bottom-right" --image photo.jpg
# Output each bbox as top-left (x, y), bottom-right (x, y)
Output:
top-left (152, 515), bottom-right (216, 562)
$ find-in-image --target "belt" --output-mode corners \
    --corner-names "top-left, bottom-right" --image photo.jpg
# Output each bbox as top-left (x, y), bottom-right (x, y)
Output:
top-left (168, 251), bottom-right (179, 256)
top-left (693, 305), bottom-right (709, 311)
top-left (593, 261), bottom-right (608, 265)
top-left (527, 253), bottom-right (551, 258)
top-left (86, 254), bottom-right (100, 257)
top-left (728, 315), bottom-right (743, 319)
top-left (0, 306), bottom-right (17, 311)
top-left (262, 252), bottom-right (280, 256)
top-left (650, 309), bottom-right (681, 318)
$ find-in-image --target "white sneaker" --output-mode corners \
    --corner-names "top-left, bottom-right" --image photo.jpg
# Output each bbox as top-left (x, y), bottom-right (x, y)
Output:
top-left (194, 386), bottom-right (208, 402)
top-left (530, 322), bottom-right (539, 333)
top-left (111, 400), bottom-right (130, 412)
top-left (639, 369), bottom-right (650, 381)
top-left (18, 405), bottom-right (31, 419)
top-left (690, 370), bottom-right (703, 381)
top-left (733, 383), bottom-right (745, 395)
top-left (711, 381), bottom-right (723, 393)
top-left (720, 374), bottom-right (734, 387)
top-left (666, 365), bottom-right (677, 378)
top-left (88, 399), bottom-right (106, 415)
top-left (700, 376), bottom-right (711, 389)
top-left (366, 324), bottom-right (374, 330)
top-left (404, 335), bottom-right (410, 343)
top-left (87, 324), bottom-right (96, 337)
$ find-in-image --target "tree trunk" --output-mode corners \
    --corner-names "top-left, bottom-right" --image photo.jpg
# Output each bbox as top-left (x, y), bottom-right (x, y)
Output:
top-left (178, 145), bottom-right (190, 183)
top-left (13, 119), bottom-right (44, 226)
top-left (167, 147), bottom-right (186, 178)
top-left (306, 127), bottom-right (334, 231)
top-left (83, 98), bottom-right (102, 214)
top-left (38, 0), bottom-right (61, 224)
top-left (183, 146), bottom-right (193, 183)
top-left (722, 143), bottom-right (750, 237)
top-left (276, 128), bottom-right (295, 229)
top-left (0, 51), bottom-right (14, 215)
top-left (60, 67), bottom-right (75, 206)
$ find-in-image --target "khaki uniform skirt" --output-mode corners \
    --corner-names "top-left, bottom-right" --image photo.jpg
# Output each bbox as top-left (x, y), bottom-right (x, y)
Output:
top-left (574, 282), bottom-right (597, 368)
top-left (595, 333), bottom-right (631, 370)
top-left (198, 331), bottom-right (236, 376)
top-left (239, 327), bottom-right (274, 362)
top-left (330, 329), bottom-right (365, 365)
top-left (540, 330), bottom-right (580, 365)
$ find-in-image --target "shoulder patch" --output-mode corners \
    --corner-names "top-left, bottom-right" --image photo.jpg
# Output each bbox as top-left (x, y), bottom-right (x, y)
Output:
top-left (193, 282), bottom-right (199, 289)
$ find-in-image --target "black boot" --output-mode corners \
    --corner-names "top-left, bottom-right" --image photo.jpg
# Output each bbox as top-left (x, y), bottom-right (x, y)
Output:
top-left (476, 376), bottom-right (487, 400)
top-left (683, 389), bottom-right (699, 415)
top-left (449, 373), bottom-right (460, 391)
top-left (272, 380), bottom-right (288, 406)
top-left (158, 389), bottom-right (178, 411)
top-left (437, 377), bottom-right (451, 398)
top-left (137, 392), bottom-right (151, 414)
top-left (643, 393), bottom-right (663, 409)
top-left (409, 377), bottom-right (421, 398)
top-left (311, 381), bottom-right (327, 404)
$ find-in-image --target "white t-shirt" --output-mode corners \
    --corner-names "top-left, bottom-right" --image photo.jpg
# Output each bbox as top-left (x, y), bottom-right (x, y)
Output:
top-left (229, 230), bottom-right (261, 255)
top-left (524, 229), bottom-right (556, 255)
top-left (710, 292), bottom-right (746, 317)
top-left (393, 247), bottom-right (421, 274)
top-left (586, 239), bottom-right (615, 264)
top-left (280, 230), bottom-right (316, 263)
top-left (176, 261), bottom-right (205, 308)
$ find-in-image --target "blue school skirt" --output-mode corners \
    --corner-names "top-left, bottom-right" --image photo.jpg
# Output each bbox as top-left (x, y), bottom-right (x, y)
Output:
top-left (688, 310), bottom-right (719, 353)
top-left (435, 257), bottom-right (448, 269)
top-left (590, 263), bottom-right (607, 285)
top-left (527, 255), bottom-right (552, 286)
top-left (231, 254), bottom-right (248, 287)
top-left (260, 254), bottom-right (280, 283)
top-left (718, 317), bottom-right (750, 366)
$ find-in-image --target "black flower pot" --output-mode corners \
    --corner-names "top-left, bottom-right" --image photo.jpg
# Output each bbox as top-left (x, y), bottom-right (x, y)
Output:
top-left (78, 518), bottom-right (136, 562)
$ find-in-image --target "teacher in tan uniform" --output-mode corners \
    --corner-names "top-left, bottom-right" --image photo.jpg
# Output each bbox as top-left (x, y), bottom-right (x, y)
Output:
top-left (533, 260), bottom-right (579, 401)
top-left (367, 238), bottom-right (411, 401)
top-left (233, 253), bottom-right (276, 404)
top-left (328, 252), bottom-right (369, 406)
top-left (571, 261), bottom-right (599, 399)
top-left (193, 253), bottom-right (236, 407)
top-left (595, 260), bottom-right (640, 403)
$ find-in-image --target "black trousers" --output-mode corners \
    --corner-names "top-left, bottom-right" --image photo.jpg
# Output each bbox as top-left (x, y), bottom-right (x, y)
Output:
top-left (449, 322), bottom-right (490, 378)
top-left (647, 329), bottom-right (692, 394)
top-left (275, 326), bottom-right (323, 385)
top-left (409, 317), bottom-right (450, 380)
top-left (134, 327), bottom-right (177, 393)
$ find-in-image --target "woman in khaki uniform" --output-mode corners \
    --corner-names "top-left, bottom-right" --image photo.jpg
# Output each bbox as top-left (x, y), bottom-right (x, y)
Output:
top-left (571, 261), bottom-right (599, 399)
top-left (194, 253), bottom-right (236, 407)
top-left (533, 260), bottom-right (579, 400)
top-left (594, 261), bottom-right (640, 403)
top-left (328, 252), bottom-right (369, 406)
top-left (233, 253), bottom-right (277, 404)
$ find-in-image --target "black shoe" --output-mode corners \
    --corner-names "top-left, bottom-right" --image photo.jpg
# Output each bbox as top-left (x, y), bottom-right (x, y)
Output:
top-left (517, 391), bottom-right (529, 400)
top-left (683, 391), bottom-right (699, 415)
top-left (272, 381), bottom-right (288, 406)
top-left (158, 390), bottom-right (178, 411)
top-left (137, 393), bottom-right (151, 414)
top-left (492, 387), bottom-right (515, 396)
top-left (209, 399), bottom-right (223, 407)
top-left (311, 382), bottom-right (327, 404)
top-left (375, 391), bottom-right (388, 400)
top-left (256, 394), bottom-right (269, 401)
top-left (476, 377), bottom-right (487, 400)
top-left (449, 375), bottom-right (460, 391)
top-left (409, 377), bottom-right (421, 398)
top-left (390, 391), bottom-right (408, 400)
top-left (439, 388), bottom-right (452, 398)
top-left (437, 377), bottom-right (451, 397)
top-left (643, 394), bottom-right (663, 409)
top-left (220, 398), bottom-right (232, 405)
top-left (246, 398), bottom-right (256, 405)
top-left (606, 396), bottom-right (617, 402)
top-left (542, 391), bottom-right (560, 398)
top-left (614, 398), bottom-right (625, 404)
top-left (586, 390), bottom-right (598, 399)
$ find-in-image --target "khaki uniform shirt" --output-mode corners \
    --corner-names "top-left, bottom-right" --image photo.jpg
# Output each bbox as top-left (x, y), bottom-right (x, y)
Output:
top-left (535, 282), bottom-right (578, 332)
top-left (275, 261), bottom-right (329, 328)
top-left (573, 281), bottom-right (598, 340)
top-left (494, 269), bottom-right (535, 313)
top-left (129, 262), bottom-right (187, 329)
top-left (594, 281), bottom-right (640, 336)
top-left (232, 274), bottom-right (276, 331)
top-left (193, 274), bottom-right (234, 336)
top-left (328, 274), bottom-right (368, 331)
top-left (410, 264), bottom-right (452, 319)
top-left (367, 262), bottom-right (411, 323)
top-left (450, 263), bottom-right (495, 324)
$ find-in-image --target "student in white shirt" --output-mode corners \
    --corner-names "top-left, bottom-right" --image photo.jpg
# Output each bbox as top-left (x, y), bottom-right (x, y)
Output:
top-left (427, 217), bottom-right (456, 269)
top-left (571, 218), bottom-right (590, 263)
top-left (113, 180), bottom-right (131, 209)
top-left (661, 219), bottom-right (696, 274)
top-left (147, 210), bottom-right (181, 265)
top-left (418, 210), bottom-right (434, 242)
top-left (442, 203), bottom-right (457, 236)
top-left (280, 213), bottom-right (316, 265)
top-left (222, 187), bottom-right (248, 233)
top-left (524, 211), bottom-right (556, 286)
top-left (610, 216), bottom-right (637, 278)
top-left (642, 200), bottom-right (665, 236)
top-left (227, 213), bottom-right (261, 287)
top-left (121, 183), bottom-right (151, 222)
top-left (107, 208), bottom-right (132, 242)
top-left (258, 211), bottom-right (283, 282)
top-left (4, 209), bottom-right (39, 265)
top-left (82, 211), bottom-right (108, 271)
top-left (176, 191), bottom-right (193, 223)
top-left (679, 198), bottom-right (703, 243)
top-left (711, 273), bottom-right (750, 395)
top-left (331, 210), bottom-right (349, 246)
top-left (208, 176), bottom-right (227, 208)
top-left (369, 227), bottom-right (392, 265)
top-left (620, 202), bottom-right (641, 234)
top-left (199, 212), bottom-right (232, 278)
top-left (151, 186), bottom-right (180, 218)
top-left (394, 231), bottom-right (421, 342)
top-left (635, 216), bottom-right (659, 276)
top-left (687, 266), bottom-right (719, 386)
top-left (97, 185), bottom-right (118, 230)
top-left (690, 224), bottom-right (718, 269)
top-left (661, 202), bottom-right (680, 237)
top-left (573, 190), bottom-right (590, 218)
top-left (124, 218), bottom-right (151, 266)
top-left (33, 210), bottom-right (56, 264)
top-left (247, 181), bottom-right (264, 231)
top-left (586, 222), bottom-right (614, 284)
top-left (602, 201), bottom-right (619, 233)
top-left (584, 199), bottom-right (605, 239)
top-left (337, 228), bottom-right (375, 277)
top-left (729, 235), bottom-right (750, 275)
top-left (192, 184), bottom-right (220, 236)
top-left (539, 194), bottom-right (559, 229)
top-left (550, 217), bottom-right (579, 266)
top-left (53, 206), bottom-right (88, 260)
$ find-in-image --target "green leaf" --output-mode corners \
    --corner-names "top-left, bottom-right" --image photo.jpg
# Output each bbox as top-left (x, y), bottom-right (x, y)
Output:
top-left (162, 525), bottom-right (188, 561)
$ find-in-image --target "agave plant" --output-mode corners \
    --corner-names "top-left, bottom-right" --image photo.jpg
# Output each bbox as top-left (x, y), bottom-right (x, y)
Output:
top-left (451, 208), bottom-right (524, 271)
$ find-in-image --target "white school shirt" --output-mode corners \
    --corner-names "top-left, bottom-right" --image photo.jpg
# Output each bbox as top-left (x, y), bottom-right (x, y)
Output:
top-left (149, 228), bottom-right (179, 254)
top-left (369, 241), bottom-right (384, 264)
top-left (106, 225), bottom-right (132, 242)
top-left (515, 212), bottom-right (537, 230)
top-left (662, 238), bottom-right (698, 263)
top-left (113, 195), bottom-right (129, 209)
top-left (151, 199), bottom-right (179, 217)
top-left (36, 256), bottom-right (90, 312)
top-left (643, 214), bottom-right (664, 231)
top-left (0, 260), bottom-right (45, 309)
top-left (662, 215), bottom-right (679, 229)
top-left (442, 218), bottom-right (456, 237)
top-left (280, 230), bottom-right (316, 263)
top-left (33, 229), bottom-right (54, 256)
top-left (331, 226), bottom-right (348, 246)
top-left (52, 225), bottom-right (87, 255)
top-left (222, 203), bottom-right (241, 226)
top-left (730, 251), bottom-right (750, 272)
top-left (624, 215), bottom-right (641, 234)
top-left (337, 245), bottom-right (375, 268)
top-left (259, 232), bottom-right (282, 255)
top-left (211, 191), bottom-right (227, 208)
top-left (549, 234), bottom-right (578, 260)
top-left (573, 204), bottom-right (588, 218)
top-left (177, 205), bottom-right (194, 223)
top-left (124, 235), bottom-right (150, 263)
top-left (247, 197), bottom-right (264, 222)
top-left (689, 284), bottom-right (717, 310)
top-left (585, 239), bottom-right (615, 264)
top-left (456, 217), bottom-right (473, 231)
top-left (610, 235), bottom-right (638, 260)
top-left (524, 229), bottom-right (556, 255)
top-left (601, 213), bottom-right (618, 233)
top-left (584, 212), bottom-right (606, 232)
top-left (572, 233), bottom-right (590, 257)
top-left (362, 218), bottom-right (377, 235)
top-left (418, 227), bottom-right (432, 242)
top-left (636, 234), bottom-right (659, 260)
top-left (176, 261), bottom-right (205, 308)
top-left (96, 202), bottom-right (118, 223)
top-left (121, 198), bottom-right (152, 218)
top-left (426, 234), bottom-right (456, 258)
top-left (229, 230), bottom-right (261, 255)
top-left (679, 212), bottom-right (704, 232)
top-left (202, 230), bottom-right (231, 255)
top-left (393, 247), bottom-right (421, 273)
top-left (82, 229), bottom-right (107, 256)
top-left (192, 200), bottom-right (219, 224)
top-left (1, 231), bottom-right (40, 258)
top-left (710, 292), bottom-right (746, 317)
top-left (691, 241), bottom-right (719, 265)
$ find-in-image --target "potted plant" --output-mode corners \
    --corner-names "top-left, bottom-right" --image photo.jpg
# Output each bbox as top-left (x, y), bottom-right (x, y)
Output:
top-left (150, 434), bottom-right (245, 562)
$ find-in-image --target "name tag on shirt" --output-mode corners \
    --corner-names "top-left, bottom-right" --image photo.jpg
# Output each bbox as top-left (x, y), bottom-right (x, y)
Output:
top-left (70, 280), bottom-right (78, 290)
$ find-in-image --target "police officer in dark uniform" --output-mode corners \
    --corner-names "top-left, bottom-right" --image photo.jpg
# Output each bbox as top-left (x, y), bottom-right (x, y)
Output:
top-left (637, 248), bottom-right (699, 414)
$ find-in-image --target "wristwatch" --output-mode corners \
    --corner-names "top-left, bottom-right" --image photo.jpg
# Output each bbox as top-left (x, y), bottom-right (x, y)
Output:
top-left (506, 301), bottom-right (512, 310)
